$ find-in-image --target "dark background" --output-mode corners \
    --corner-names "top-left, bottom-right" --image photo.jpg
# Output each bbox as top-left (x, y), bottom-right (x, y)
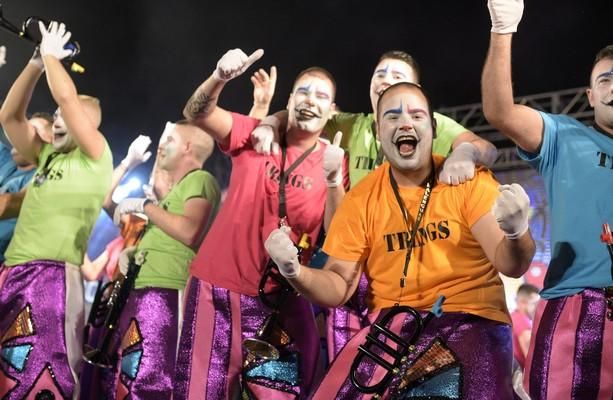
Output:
top-left (0, 0), bottom-right (610, 187)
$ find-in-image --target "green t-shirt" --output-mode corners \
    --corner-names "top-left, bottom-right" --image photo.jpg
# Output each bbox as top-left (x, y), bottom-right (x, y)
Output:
top-left (5, 142), bottom-right (113, 266)
top-left (325, 111), bottom-right (466, 187)
top-left (135, 170), bottom-right (220, 290)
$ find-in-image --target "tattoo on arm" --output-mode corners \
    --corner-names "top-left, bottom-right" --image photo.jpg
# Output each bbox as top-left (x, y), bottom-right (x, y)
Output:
top-left (185, 91), bottom-right (217, 119)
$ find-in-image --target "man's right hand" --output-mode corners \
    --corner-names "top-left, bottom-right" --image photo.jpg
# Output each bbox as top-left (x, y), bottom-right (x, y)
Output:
top-left (213, 48), bottom-right (264, 82)
top-left (488, 0), bottom-right (524, 34)
top-left (264, 226), bottom-right (301, 279)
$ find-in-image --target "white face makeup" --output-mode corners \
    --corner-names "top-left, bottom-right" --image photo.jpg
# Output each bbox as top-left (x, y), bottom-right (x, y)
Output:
top-left (158, 128), bottom-right (184, 171)
top-left (287, 75), bottom-right (334, 134)
top-left (51, 108), bottom-right (75, 152)
top-left (377, 86), bottom-right (434, 173)
top-left (588, 59), bottom-right (613, 130)
top-left (369, 59), bottom-right (418, 115)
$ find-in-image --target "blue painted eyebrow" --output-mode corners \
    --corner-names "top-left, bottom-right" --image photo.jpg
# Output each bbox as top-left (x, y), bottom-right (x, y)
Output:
top-left (383, 102), bottom-right (403, 117)
top-left (595, 68), bottom-right (613, 81)
top-left (295, 84), bottom-right (312, 92)
top-left (374, 65), bottom-right (390, 75)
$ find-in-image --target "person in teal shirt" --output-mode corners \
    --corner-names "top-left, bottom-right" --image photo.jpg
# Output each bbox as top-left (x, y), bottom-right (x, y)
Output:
top-left (0, 21), bottom-right (113, 399)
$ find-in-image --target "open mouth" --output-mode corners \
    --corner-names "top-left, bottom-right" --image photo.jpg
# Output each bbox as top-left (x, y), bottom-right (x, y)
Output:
top-left (296, 108), bottom-right (320, 120)
top-left (604, 99), bottom-right (613, 106)
top-left (54, 132), bottom-right (67, 141)
top-left (393, 135), bottom-right (418, 155)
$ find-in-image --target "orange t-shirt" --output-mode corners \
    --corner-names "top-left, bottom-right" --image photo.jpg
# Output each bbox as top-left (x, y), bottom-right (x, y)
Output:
top-left (323, 157), bottom-right (510, 324)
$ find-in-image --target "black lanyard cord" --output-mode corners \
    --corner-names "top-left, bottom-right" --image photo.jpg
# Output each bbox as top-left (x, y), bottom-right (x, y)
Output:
top-left (277, 141), bottom-right (317, 222)
top-left (388, 165), bottom-right (434, 289)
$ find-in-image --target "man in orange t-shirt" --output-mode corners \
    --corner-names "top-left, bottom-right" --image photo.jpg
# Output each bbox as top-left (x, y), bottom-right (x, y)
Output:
top-left (265, 82), bottom-right (536, 399)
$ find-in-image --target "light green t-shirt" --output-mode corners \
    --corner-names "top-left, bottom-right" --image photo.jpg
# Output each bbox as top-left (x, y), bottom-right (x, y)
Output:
top-left (325, 111), bottom-right (466, 187)
top-left (5, 142), bottom-right (113, 266)
top-left (135, 170), bottom-right (220, 290)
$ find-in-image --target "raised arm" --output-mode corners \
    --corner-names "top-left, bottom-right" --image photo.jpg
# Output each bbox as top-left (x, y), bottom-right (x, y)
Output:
top-left (249, 66), bottom-right (277, 119)
top-left (323, 131), bottom-right (346, 231)
top-left (264, 227), bottom-right (363, 307)
top-left (481, 0), bottom-right (544, 154)
top-left (183, 48), bottom-right (264, 147)
top-left (0, 52), bottom-right (45, 164)
top-left (471, 183), bottom-right (535, 278)
top-left (39, 21), bottom-right (106, 160)
top-left (102, 135), bottom-right (152, 215)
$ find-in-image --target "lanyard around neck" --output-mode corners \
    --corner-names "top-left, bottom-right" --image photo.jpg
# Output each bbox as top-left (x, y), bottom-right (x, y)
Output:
top-left (277, 142), bottom-right (317, 223)
top-left (388, 165), bottom-right (434, 290)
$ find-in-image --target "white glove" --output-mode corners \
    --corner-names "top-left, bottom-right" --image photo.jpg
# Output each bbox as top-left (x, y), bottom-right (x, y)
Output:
top-left (118, 246), bottom-right (137, 275)
top-left (0, 45), bottom-right (6, 68)
top-left (251, 66), bottom-right (278, 110)
top-left (213, 48), bottom-right (264, 82)
top-left (113, 198), bottom-right (150, 226)
top-left (488, 0), bottom-right (524, 34)
top-left (323, 131), bottom-right (344, 188)
top-left (439, 142), bottom-right (479, 185)
top-left (38, 21), bottom-right (73, 60)
top-left (159, 121), bottom-right (176, 145)
top-left (251, 115), bottom-right (280, 155)
top-left (492, 184), bottom-right (530, 239)
top-left (121, 135), bottom-right (152, 170)
top-left (264, 226), bottom-right (300, 279)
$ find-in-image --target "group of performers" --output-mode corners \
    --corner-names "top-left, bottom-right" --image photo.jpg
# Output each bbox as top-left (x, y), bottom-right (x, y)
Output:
top-left (0, 0), bottom-right (611, 399)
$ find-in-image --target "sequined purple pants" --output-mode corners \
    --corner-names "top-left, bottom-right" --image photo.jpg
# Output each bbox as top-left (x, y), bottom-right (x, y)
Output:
top-left (0, 260), bottom-right (84, 400)
top-left (313, 309), bottom-right (513, 400)
top-left (524, 288), bottom-right (613, 399)
top-left (173, 276), bottom-right (321, 400)
top-left (80, 287), bottom-right (181, 400)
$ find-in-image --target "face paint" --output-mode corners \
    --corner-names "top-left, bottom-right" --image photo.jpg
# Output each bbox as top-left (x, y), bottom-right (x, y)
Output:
top-left (377, 88), bottom-right (433, 174)
top-left (158, 129), bottom-right (184, 170)
top-left (287, 75), bottom-right (334, 134)
top-left (51, 108), bottom-right (76, 152)
top-left (370, 59), bottom-right (418, 115)
top-left (589, 59), bottom-right (613, 130)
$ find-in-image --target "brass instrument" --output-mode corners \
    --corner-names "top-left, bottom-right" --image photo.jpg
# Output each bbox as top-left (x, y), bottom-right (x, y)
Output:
top-left (82, 215), bottom-right (147, 368)
top-left (349, 296), bottom-right (445, 396)
top-left (242, 232), bottom-right (311, 360)
top-left (0, 5), bottom-right (84, 73)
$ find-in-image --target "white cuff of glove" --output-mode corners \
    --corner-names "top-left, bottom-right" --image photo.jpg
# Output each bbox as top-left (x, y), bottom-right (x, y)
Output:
top-left (503, 222), bottom-right (529, 240)
top-left (326, 172), bottom-right (343, 188)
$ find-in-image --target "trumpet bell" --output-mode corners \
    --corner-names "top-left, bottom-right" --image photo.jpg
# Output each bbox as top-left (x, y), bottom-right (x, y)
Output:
top-left (242, 313), bottom-right (291, 360)
top-left (82, 344), bottom-right (115, 369)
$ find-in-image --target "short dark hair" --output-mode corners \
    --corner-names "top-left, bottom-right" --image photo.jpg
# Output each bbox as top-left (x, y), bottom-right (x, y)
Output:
top-left (378, 50), bottom-right (421, 83)
top-left (517, 283), bottom-right (540, 297)
top-left (376, 82), bottom-right (434, 122)
top-left (593, 44), bottom-right (613, 67)
top-left (294, 66), bottom-right (337, 98)
top-left (30, 111), bottom-right (54, 124)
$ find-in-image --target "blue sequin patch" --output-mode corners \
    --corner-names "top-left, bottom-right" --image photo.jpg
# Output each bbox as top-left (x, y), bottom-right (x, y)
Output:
top-left (245, 353), bottom-right (299, 386)
top-left (400, 366), bottom-right (460, 399)
top-left (121, 349), bottom-right (143, 380)
top-left (1, 344), bottom-right (32, 372)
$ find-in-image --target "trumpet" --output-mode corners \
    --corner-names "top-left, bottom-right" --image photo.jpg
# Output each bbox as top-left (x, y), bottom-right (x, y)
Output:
top-left (82, 214), bottom-right (147, 368)
top-left (349, 296), bottom-right (445, 396)
top-left (242, 232), bottom-right (311, 360)
top-left (0, 4), bottom-right (84, 73)
top-left (82, 253), bottom-right (143, 368)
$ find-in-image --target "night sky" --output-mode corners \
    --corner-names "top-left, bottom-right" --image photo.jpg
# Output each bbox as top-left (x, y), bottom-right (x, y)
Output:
top-left (0, 0), bottom-right (610, 187)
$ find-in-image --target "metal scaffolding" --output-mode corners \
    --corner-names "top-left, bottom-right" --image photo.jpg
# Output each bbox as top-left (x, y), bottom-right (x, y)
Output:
top-left (437, 87), bottom-right (595, 170)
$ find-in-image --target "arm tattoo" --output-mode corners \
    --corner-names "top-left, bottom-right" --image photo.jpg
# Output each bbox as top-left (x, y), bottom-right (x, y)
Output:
top-left (185, 91), bottom-right (217, 119)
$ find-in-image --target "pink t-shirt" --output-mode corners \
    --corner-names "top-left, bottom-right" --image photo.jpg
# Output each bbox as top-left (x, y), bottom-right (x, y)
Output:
top-left (511, 310), bottom-right (532, 369)
top-left (190, 113), bottom-right (328, 295)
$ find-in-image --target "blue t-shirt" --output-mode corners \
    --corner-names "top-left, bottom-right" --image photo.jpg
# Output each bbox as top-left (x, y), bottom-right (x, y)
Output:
top-left (0, 142), bottom-right (17, 187)
top-left (518, 112), bottom-right (613, 299)
top-left (0, 167), bottom-right (36, 261)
